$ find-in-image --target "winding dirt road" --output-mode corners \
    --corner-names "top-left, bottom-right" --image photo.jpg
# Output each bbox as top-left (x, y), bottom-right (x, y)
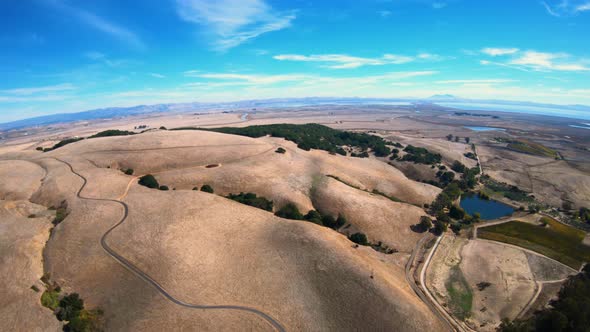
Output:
top-left (52, 157), bottom-right (286, 332)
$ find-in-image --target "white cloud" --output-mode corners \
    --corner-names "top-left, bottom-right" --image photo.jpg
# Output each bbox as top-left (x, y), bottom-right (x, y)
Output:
top-left (510, 51), bottom-right (589, 71)
top-left (184, 70), bottom-right (201, 77)
top-left (481, 47), bottom-right (520, 56)
top-left (432, 2), bottom-right (447, 9)
top-left (1, 83), bottom-right (76, 95)
top-left (47, 1), bottom-right (144, 50)
top-left (542, 0), bottom-right (590, 16)
top-left (436, 79), bottom-right (514, 84)
top-left (195, 73), bottom-right (310, 84)
top-left (176, 0), bottom-right (295, 50)
top-left (149, 73), bottom-right (166, 79)
top-left (273, 53), bottom-right (418, 69)
top-left (480, 49), bottom-right (589, 72)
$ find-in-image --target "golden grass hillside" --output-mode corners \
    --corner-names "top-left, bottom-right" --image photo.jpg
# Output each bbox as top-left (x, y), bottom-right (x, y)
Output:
top-left (0, 129), bottom-right (447, 331)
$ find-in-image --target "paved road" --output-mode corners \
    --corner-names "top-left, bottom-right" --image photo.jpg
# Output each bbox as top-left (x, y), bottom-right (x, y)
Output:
top-left (53, 157), bottom-right (286, 332)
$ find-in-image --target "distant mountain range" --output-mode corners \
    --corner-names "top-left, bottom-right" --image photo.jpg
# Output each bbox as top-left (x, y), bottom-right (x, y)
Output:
top-left (1, 96), bottom-right (589, 131)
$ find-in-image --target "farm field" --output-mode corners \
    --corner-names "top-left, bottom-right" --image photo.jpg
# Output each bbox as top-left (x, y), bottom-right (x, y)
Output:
top-left (478, 218), bottom-right (590, 269)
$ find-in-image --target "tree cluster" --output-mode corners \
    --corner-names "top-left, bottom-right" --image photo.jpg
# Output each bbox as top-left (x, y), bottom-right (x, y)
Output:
top-left (176, 123), bottom-right (393, 157)
top-left (400, 145), bottom-right (442, 165)
top-left (227, 192), bottom-right (273, 212)
top-left (88, 129), bottom-right (135, 138)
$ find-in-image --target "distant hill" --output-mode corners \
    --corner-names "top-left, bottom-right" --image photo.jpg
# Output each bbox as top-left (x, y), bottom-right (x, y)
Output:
top-left (1, 96), bottom-right (589, 131)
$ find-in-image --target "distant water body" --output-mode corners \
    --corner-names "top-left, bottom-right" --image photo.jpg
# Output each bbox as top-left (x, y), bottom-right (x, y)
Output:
top-left (438, 102), bottom-right (590, 121)
top-left (569, 124), bottom-right (590, 130)
top-left (464, 126), bottom-right (505, 132)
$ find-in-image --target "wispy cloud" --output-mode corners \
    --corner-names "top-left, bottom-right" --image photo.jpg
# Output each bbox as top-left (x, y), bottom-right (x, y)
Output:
top-left (273, 53), bottom-right (446, 69)
top-left (189, 71), bottom-right (437, 88)
top-left (481, 47), bottom-right (519, 56)
top-left (1, 83), bottom-right (76, 95)
top-left (542, 0), bottom-right (590, 16)
top-left (435, 79), bottom-right (514, 84)
top-left (192, 73), bottom-right (309, 84)
top-left (149, 73), bottom-right (166, 79)
top-left (510, 51), bottom-right (589, 71)
top-left (46, 0), bottom-right (144, 50)
top-left (432, 2), bottom-right (447, 9)
top-left (175, 0), bottom-right (295, 51)
top-left (84, 51), bottom-right (132, 67)
top-left (481, 48), bottom-right (589, 72)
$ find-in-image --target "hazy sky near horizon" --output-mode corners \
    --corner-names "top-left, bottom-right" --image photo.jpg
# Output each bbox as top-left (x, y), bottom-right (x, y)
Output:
top-left (1, 0), bottom-right (590, 122)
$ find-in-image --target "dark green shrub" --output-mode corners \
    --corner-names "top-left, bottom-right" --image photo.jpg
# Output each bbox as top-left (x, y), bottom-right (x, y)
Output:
top-left (57, 293), bottom-right (84, 322)
top-left (123, 168), bottom-right (134, 175)
top-left (304, 210), bottom-right (323, 225)
top-left (159, 185), bottom-right (169, 191)
top-left (200, 184), bottom-right (214, 193)
top-left (349, 232), bottom-right (369, 246)
top-left (275, 203), bottom-right (303, 220)
top-left (227, 192), bottom-right (273, 211)
top-left (418, 216), bottom-right (433, 232)
top-left (275, 147), bottom-right (286, 154)
top-left (138, 175), bottom-right (159, 189)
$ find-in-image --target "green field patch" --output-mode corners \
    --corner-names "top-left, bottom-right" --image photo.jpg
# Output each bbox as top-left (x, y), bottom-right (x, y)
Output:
top-left (478, 218), bottom-right (590, 269)
top-left (445, 265), bottom-right (473, 320)
top-left (495, 137), bottom-right (558, 158)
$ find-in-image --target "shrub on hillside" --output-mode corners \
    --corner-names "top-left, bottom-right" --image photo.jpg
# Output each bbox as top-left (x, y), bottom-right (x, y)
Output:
top-left (275, 203), bottom-right (303, 220)
top-left (304, 210), bottom-right (323, 225)
top-left (138, 174), bottom-right (159, 189)
top-left (89, 129), bottom-right (135, 138)
top-left (227, 192), bottom-right (273, 211)
top-left (200, 184), bottom-right (214, 193)
top-left (349, 232), bottom-right (369, 246)
top-left (275, 147), bottom-right (286, 154)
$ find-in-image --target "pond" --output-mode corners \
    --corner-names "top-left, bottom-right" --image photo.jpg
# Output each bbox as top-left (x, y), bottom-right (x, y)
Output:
top-left (460, 194), bottom-right (514, 220)
top-left (464, 126), bottom-right (506, 132)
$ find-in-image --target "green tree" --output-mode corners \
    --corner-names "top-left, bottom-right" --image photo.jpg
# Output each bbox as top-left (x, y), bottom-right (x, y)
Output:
top-left (451, 160), bottom-right (466, 173)
top-left (418, 216), bottom-right (433, 232)
top-left (275, 147), bottom-right (286, 154)
top-left (433, 220), bottom-right (447, 236)
top-left (57, 293), bottom-right (84, 322)
top-left (449, 205), bottom-right (466, 219)
top-left (138, 174), bottom-right (159, 189)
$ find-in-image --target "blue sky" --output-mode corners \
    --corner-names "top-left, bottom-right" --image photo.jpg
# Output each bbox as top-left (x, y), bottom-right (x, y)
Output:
top-left (1, 0), bottom-right (590, 122)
